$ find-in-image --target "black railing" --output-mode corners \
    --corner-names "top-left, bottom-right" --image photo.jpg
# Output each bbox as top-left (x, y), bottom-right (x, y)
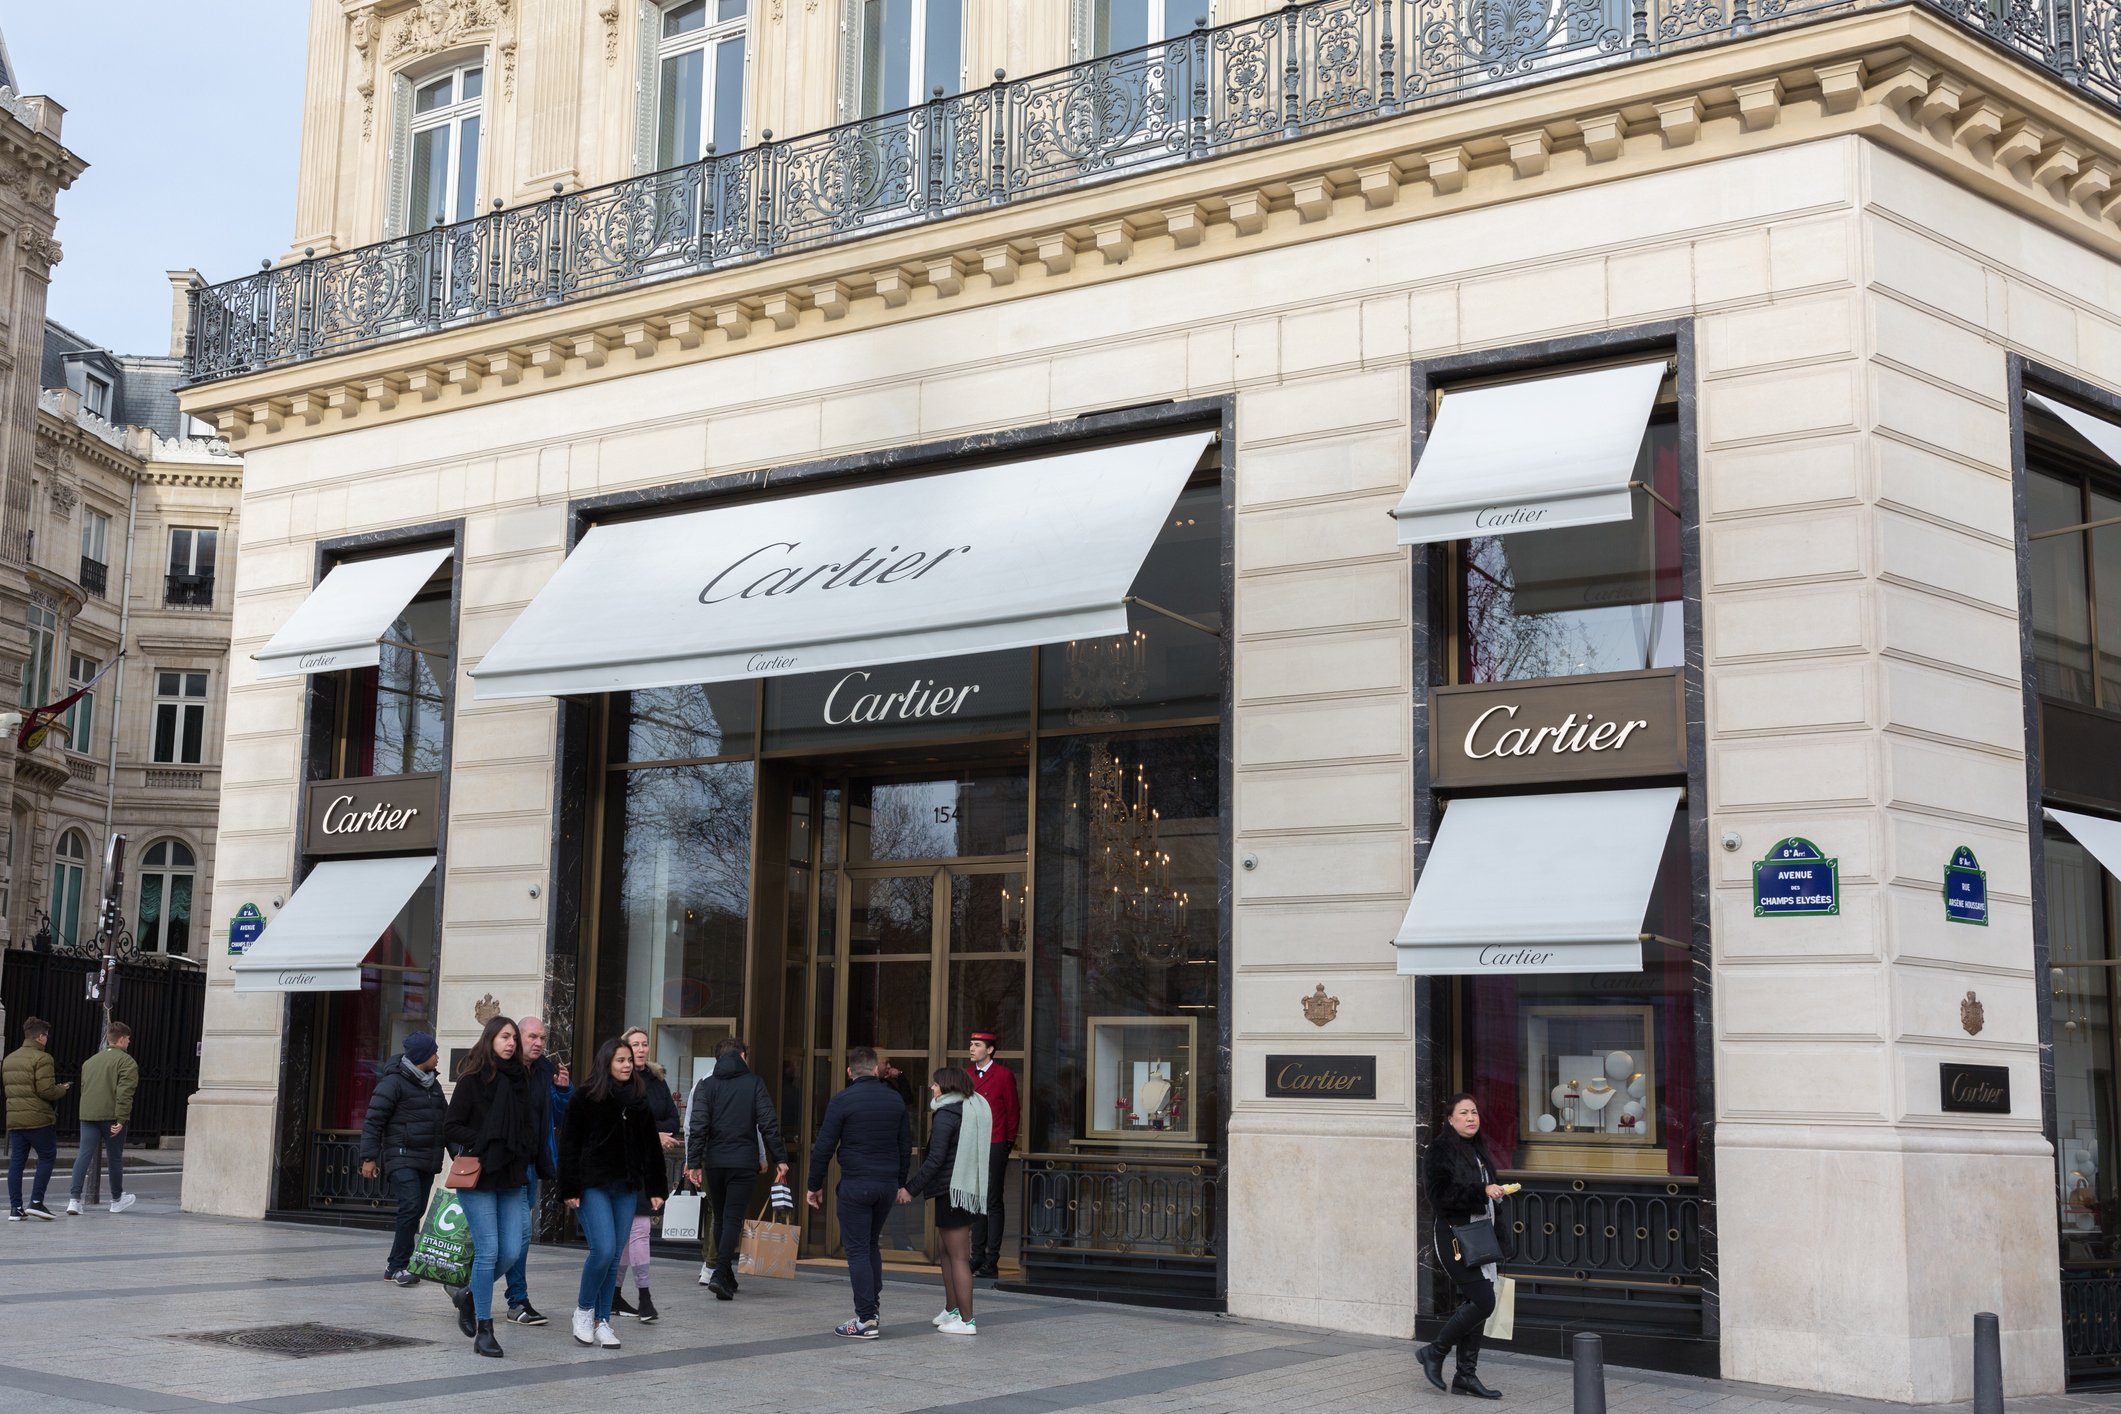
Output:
top-left (78, 556), bottom-right (106, 598)
top-left (1498, 1175), bottom-right (1703, 1289)
top-left (1023, 1154), bottom-right (1221, 1260)
top-left (163, 574), bottom-right (213, 608)
top-left (183, 0), bottom-right (2121, 385)
top-left (2065, 1270), bottom-right (2121, 1383)
top-left (308, 1130), bottom-right (392, 1209)
top-left (0, 948), bottom-right (204, 1143)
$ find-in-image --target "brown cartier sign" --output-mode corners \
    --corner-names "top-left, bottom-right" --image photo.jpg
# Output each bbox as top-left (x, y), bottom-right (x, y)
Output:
top-left (1430, 669), bottom-right (1685, 789)
top-left (303, 774), bottom-right (442, 857)
top-left (1265, 1055), bottom-right (1378, 1100)
top-left (1939, 1062), bottom-right (2011, 1115)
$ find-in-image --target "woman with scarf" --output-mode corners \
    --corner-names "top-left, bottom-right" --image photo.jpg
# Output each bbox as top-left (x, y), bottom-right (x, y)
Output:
top-left (1417, 1091), bottom-right (1506, 1399)
top-left (558, 1036), bottom-right (670, 1349)
top-left (442, 1015), bottom-right (555, 1358)
top-left (899, 1065), bottom-right (991, 1336)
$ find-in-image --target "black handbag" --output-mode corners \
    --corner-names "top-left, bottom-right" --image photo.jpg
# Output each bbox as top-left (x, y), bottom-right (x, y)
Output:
top-left (1450, 1216), bottom-right (1505, 1268)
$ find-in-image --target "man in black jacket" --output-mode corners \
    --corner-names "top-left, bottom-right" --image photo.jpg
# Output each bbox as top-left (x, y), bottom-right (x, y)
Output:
top-left (806, 1045), bottom-right (911, 1339)
top-left (683, 1039), bottom-right (790, 1299)
top-left (358, 1032), bottom-right (445, 1285)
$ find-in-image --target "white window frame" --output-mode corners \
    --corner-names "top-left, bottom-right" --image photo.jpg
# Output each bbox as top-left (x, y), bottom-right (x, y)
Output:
top-left (848, 0), bottom-right (963, 119)
top-left (152, 669), bottom-right (210, 766)
top-left (137, 838), bottom-right (196, 956)
top-left (399, 59), bottom-right (486, 236)
top-left (80, 508), bottom-right (110, 567)
top-left (168, 526), bottom-right (217, 578)
top-left (649, 0), bottom-right (750, 170)
top-left (63, 653), bottom-right (97, 754)
top-left (49, 829), bottom-right (87, 949)
top-left (20, 598), bottom-right (56, 708)
top-left (82, 371), bottom-right (113, 420)
top-left (1081, 0), bottom-right (1208, 56)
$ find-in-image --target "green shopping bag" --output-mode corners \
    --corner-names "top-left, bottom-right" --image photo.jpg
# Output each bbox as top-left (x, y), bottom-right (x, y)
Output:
top-left (406, 1184), bottom-right (474, 1286)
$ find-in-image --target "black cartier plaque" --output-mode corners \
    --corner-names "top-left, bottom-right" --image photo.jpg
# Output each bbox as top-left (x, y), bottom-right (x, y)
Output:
top-left (1266, 1054), bottom-right (1378, 1100)
top-left (1939, 1062), bottom-right (2011, 1115)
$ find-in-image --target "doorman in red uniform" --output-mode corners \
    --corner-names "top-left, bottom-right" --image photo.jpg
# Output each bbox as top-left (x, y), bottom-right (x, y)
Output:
top-left (966, 1030), bottom-right (1019, 1279)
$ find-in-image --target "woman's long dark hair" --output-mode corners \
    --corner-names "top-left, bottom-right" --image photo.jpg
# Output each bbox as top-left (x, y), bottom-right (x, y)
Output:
top-left (457, 1015), bottom-right (521, 1082)
top-left (580, 1036), bottom-right (643, 1105)
top-left (932, 1065), bottom-right (973, 1098)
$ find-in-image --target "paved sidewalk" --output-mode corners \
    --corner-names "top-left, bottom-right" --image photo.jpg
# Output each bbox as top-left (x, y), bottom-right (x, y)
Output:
top-left (0, 1202), bottom-right (2112, 1413)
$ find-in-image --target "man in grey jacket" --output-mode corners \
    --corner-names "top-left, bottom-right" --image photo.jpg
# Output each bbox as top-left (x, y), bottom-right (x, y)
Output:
top-left (358, 1032), bottom-right (444, 1285)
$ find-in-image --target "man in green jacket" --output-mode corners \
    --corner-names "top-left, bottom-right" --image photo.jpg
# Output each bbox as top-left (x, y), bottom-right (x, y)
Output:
top-left (68, 1022), bottom-right (138, 1215)
top-left (5, 1017), bottom-right (70, 1220)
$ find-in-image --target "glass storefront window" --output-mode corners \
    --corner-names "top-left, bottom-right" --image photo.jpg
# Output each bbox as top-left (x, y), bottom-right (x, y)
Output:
top-left (346, 596), bottom-right (450, 776)
top-left (1457, 419), bottom-right (1681, 684)
top-left (317, 881), bottom-right (438, 1130)
top-left (1031, 726), bottom-right (1218, 1153)
top-left (609, 681), bottom-right (756, 763)
top-left (2051, 828), bottom-right (2121, 1263)
top-left (846, 769), bottom-right (1027, 861)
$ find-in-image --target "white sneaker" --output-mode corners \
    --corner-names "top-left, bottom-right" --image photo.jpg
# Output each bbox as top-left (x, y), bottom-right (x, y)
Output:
top-left (594, 1320), bottom-right (621, 1348)
top-left (938, 1316), bottom-right (977, 1336)
top-left (932, 1308), bottom-right (956, 1327)
top-left (572, 1307), bottom-right (595, 1345)
top-left (63, 1199), bottom-right (80, 1216)
top-left (108, 1193), bottom-right (135, 1214)
top-left (698, 1263), bottom-right (714, 1286)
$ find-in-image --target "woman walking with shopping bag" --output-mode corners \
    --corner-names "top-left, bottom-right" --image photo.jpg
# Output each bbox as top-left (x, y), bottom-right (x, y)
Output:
top-left (900, 1066), bottom-right (990, 1336)
top-left (559, 1036), bottom-right (670, 1349)
top-left (441, 1016), bottom-right (554, 1358)
top-left (610, 1026), bottom-right (681, 1322)
top-left (1417, 1092), bottom-right (1508, 1399)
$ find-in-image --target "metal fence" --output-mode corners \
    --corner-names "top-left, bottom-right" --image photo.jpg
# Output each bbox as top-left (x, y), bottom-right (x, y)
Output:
top-left (183, 0), bottom-right (2120, 385)
top-left (0, 948), bottom-right (205, 1143)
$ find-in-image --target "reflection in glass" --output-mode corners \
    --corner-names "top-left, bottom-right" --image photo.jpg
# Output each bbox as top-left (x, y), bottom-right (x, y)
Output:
top-left (949, 957), bottom-right (1024, 1043)
top-left (2051, 830), bottom-right (2120, 1261)
top-left (2032, 467), bottom-right (2095, 704)
top-left (847, 771), bottom-right (1027, 861)
top-left (849, 873), bottom-right (932, 955)
top-left (2093, 489), bottom-right (2121, 705)
top-left (360, 596), bottom-right (450, 776)
top-left (847, 961), bottom-right (932, 1054)
top-left (319, 881), bottom-right (437, 1130)
top-left (609, 682), bottom-right (755, 763)
top-left (949, 871), bottom-right (1026, 953)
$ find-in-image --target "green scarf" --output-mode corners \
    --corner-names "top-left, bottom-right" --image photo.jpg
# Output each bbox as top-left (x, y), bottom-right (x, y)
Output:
top-left (930, 1092), bottom-right (993, 1214)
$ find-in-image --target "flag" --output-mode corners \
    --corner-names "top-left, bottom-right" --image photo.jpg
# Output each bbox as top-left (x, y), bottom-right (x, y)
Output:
top-left (18, 655), bottom-right (119, 752)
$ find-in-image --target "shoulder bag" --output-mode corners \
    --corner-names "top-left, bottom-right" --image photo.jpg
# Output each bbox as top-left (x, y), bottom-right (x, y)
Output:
top-left (443, 1153), bottom-right (482, 1190)
top-left (1450, 1215), bottom-right (1505, 1268)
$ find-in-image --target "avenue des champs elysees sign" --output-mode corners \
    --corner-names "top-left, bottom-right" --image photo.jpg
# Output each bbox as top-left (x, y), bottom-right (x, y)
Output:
top-left (303, 774), bottom-right (442, 857)
top-left (1430, 669), bottom-right (1686, 789)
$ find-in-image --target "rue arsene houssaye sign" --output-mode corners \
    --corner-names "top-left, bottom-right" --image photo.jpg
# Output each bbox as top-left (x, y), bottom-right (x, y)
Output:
top-left (303, 774), bottom-right (442, 856)
top-left (1430, 670), bottom-right (1686, 789)
top-left (1265, 1055), bottom-right (1379, 1100)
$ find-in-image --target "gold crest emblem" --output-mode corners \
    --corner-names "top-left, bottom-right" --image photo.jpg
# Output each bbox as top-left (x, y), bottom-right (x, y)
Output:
top-left (474, 993), bottom-right (502, 1025)
top-left (1301, 984), bottom-right (1340, 1028)
top-left (1960, 990), bottom-right (1985, 1036)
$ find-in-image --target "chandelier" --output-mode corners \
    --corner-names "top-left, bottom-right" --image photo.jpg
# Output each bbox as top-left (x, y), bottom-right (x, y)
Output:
top-left (1084, 745), bottom-right (1189, 965)
top-left (1063, 630), bottom-right (1148, 710)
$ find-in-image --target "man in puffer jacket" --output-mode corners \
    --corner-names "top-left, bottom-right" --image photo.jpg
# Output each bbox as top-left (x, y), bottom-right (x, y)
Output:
top-left (683, 1039), bottom-right (789, 1299)
top-left (4, 1017), bottom-right (69, 1220)
top-left (359, 1032), bottom-right (445, 1283)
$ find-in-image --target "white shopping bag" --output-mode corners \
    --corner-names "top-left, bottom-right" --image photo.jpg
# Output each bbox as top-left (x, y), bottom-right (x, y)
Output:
top-left (660, 1188), bottom-right (703, 1242)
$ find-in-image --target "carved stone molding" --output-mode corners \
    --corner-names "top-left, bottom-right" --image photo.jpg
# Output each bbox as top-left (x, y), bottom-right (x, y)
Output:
top-left (599, 0), bottom-right (622, 64)
top-left (47, 480), bottom-right (76, 519)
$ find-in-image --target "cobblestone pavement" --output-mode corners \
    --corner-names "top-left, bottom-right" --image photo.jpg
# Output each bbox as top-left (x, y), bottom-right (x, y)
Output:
top-left (0, 1197), bottom-right (2115, 1414)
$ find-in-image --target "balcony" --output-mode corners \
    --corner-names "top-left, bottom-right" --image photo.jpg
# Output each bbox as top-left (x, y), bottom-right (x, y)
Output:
top-left (79, 556), bottom-right (107, 599)
top-left (181, 0), bottom-right (2121, 387)
top-left (163, 574), bottom-right (215, 609)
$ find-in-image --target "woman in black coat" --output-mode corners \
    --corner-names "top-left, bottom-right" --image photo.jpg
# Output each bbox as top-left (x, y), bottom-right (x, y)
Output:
top-left (902, 1066), bottom-right (990, 1335)
top-left (611, 1026), bottom-right (681, 1320)
top-left (440, 1016), bottom-right (554, 1358)
top-left (1417, 1092), bottom-right (1507, 1399)
top-left (558, 1036), bottom-right (671, 1350)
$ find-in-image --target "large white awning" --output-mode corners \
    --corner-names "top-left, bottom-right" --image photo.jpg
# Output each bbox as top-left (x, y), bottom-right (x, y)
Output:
top-left (469, 432), bottom-right (1213, 700)
top-left (254, 547), bottom-right (452, 680)
top-left (1393, 786), bottom-right (1682, 976)
top-left (230, 856), bottom-right (437, 994)
top-left (1394, 361), bottom-right (1666, 546)
top-left (2027, 392), bottom-right (2121, 469)
top-left (2049, 807), bottom-right (2121, 881)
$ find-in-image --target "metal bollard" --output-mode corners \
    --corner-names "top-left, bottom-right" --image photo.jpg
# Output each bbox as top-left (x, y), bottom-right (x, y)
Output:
top-left (1973, 1311), bottom-right (2004, 1414)
top-left (1572, 1331), bottom-right (1607, 1414)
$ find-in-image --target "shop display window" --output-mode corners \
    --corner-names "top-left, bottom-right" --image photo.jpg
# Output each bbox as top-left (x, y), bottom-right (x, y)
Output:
top-left (317, 881), bottom-right (438, 1130)
top-left (1520, 1005), bottom-right (1656, 1147)
top-left (1084, 1016), bottom-right (1196, 1143)
top-left (345, 596), bottom-right (450, 777)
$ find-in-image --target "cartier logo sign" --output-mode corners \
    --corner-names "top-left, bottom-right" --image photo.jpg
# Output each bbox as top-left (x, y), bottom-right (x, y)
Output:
top-left (1431, 670), bottom-right (1685, 789)
top-left (1265, 1055), bottom-right (1378, 1100)
top-left (699, 541), bottom-right (972, 606)
top-left (1939, 1062), bottom-right (2011, 1115)
top-left (303, 774), bottom-right (442, 857)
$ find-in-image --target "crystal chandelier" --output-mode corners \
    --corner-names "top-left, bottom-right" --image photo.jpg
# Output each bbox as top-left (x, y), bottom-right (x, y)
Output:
top-left (1064, 629), bottom-right (1148, 707)
top-left (1084, 745), bottom-right (1189, 965)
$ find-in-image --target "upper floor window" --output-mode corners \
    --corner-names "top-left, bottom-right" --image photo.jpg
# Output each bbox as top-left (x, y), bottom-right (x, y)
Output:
top-left (20, 598), bottom-right (56, 708)
top-left (407, 62), bottom-right (484, 234)
top-left (858, 0), bottom-right (962, 116)
top-left (82, 372), bottom-right (112, 420)
top-left (153, 670), bottom-right (209, 765)
top-left (63, 653), bottom-right (97, 754)
top-left (80, 509), bottom-right (110, 599)
top-left (137, 839), bottom-right (195, 957)
top-left (346, 595), bottom-right (450, 776)
top-left (1091, 0), bottom-right (1202, 54)
top-left (167, 527), bottom-right (217, 608)
top-left (48, 829), bottom-right (87, 949)
top-left (2026, 398), bottom-right (2121, 712)
top-left (656, 0), bottom-right (748, 167)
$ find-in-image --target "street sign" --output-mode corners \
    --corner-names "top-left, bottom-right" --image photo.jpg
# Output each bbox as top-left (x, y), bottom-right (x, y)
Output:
top-left (1945, 846), bottom-right (1988, 926)
top-left (228, 902), bottom-right (265, 956)
top-left (1754, 837), bottom-right (1839, 917)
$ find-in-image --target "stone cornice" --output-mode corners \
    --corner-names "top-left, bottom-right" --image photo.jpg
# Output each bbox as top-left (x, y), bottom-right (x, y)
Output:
top-left (185, 8), bottom-right (2121, 448)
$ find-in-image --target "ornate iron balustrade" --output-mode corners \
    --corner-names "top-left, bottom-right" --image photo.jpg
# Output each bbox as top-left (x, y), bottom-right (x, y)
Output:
top-left (163, 574), bottom-right (214, 608)
top-left (78, 556), bottom-right (106, 598)
top-left (1498, 1175), bottom-right (1702, 1289)
top-left (2064, 1270), bottom-right (2121, 1382)
top-left (1023, 1154), bottom-right (1221, 1260)
top-left (308, 1130), bottom-right (392, 1209)
top-left (184, 0), bottom-right (2121, 386)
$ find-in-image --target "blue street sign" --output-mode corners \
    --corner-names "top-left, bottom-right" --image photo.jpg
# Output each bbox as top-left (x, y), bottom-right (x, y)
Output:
top-left (1754, 837), bottom-right (1839, 917)
top-left (228, 901), bottom-right (265, 956)
top-left (1945, 846), bottom-right (1988, 926)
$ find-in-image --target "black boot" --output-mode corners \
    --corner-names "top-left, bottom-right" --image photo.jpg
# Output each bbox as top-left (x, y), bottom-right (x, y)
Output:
top-left (1451, 1356), bottom-right (1501, 1400)
top-left (449, 1285), bottom-right (476, 1339)
top-left (611, 1288), bottom-right (637, 1318)
top-left (1416, 1342), bottom-right (1449, 1391)
top-left (635, 1287), bottom-right (659, 1323)
top-left (472, 1319), bottom-right (504, 1358)
top-left (708, 1266), bottom-right (735, 1300)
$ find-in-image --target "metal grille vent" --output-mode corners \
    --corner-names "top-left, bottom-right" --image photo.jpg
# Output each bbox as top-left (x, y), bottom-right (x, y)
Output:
top-left (175, 1323), bottom-right (430, 1359)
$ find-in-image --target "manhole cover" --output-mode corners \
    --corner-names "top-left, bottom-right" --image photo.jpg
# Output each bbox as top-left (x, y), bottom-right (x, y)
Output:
top-left (174, 1323), bottom-right (431, 1359)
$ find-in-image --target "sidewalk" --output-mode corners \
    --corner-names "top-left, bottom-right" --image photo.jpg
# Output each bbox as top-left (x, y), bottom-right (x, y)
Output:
top-left (0, 1201), bottom-right (2112, 1413)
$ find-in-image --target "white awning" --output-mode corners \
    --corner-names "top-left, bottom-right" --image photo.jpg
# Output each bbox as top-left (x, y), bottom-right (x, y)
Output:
top-left (231, 856), bottom-right (436, 993)
top-left (2027, 391), bottom-right (2121, 469)
top-left (254, 547), bottom-right (452, 680)
top-left (1393, 786), bottom-right (1682, 976)
top-left (1394, 361), bottom-right (1666, 546)
top-left (2048, 807), bottom-right (2121, 881)
top-left (469, 432), bottom-right (1213, 700)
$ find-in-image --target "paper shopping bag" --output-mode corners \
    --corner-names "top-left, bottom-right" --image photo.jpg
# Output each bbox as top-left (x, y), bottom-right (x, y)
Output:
top-left (661, 1187), bottom-right (703, 1242)
top-left (1483, 1275), bottom-right (1516, 1342)
top-left (406, 1183), bottom-right (474, 1287)
top-left (736, 1207), bottom-right (799, 1281)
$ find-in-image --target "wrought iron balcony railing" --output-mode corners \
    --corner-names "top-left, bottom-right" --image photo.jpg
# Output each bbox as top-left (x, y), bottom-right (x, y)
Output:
top-left (78, 556), bottom-right (106, 598)
top-left (163, 573), bottom-right (214, 609)
top-left (183, 0), bottom-right (2121, 386)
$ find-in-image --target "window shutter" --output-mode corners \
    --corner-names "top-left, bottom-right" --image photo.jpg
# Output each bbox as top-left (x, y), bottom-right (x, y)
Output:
top-left (1071, 0), bottom-right (1092, 56)
top-left (383, 73), bottom-right (415, 238)
top-left (837, 0), bottom-right (861, 123)
top-left (634, 0), bottom-right (661, 172)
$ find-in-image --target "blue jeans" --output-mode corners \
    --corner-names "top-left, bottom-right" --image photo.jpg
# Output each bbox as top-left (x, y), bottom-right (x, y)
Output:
top-left (836, 1179), bottom-right (898, 1323)
top-left (505, 1177), bottom-right (538, 1305)
top-left (7, 1127), bottom-right (56, 1210)
top-left (384, 1166), bottom-right (426, 1275)
top-left (68, 1120), bottom-right (125, 1203)
top-left (457, 1185), bottom-right (530, 1320)
top-left (574, 1184), bottom-right (638, 1321)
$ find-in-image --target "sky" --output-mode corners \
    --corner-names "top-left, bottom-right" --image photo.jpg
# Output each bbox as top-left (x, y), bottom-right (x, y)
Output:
top-left (6, 3), bottom-right (309, 357)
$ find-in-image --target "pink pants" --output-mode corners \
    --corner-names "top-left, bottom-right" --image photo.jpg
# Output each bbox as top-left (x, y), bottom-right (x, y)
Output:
top-left (612, 1214), bottom-right (652, 1289)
